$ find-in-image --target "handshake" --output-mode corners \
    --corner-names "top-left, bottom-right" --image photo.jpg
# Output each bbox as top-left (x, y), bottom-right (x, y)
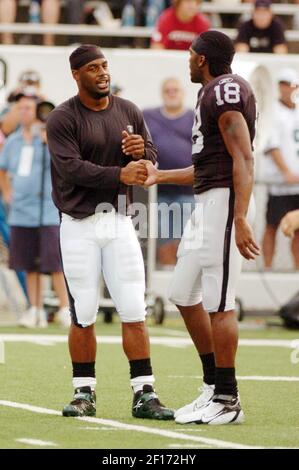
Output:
top-left (120, 160), bottom-right (158, 187)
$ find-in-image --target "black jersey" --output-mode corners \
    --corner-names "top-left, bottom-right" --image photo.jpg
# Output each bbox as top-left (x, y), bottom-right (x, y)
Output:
top-left (47, 94), bottom-right (156, 218)
top-left (192, 74), bottom-right (256, 195)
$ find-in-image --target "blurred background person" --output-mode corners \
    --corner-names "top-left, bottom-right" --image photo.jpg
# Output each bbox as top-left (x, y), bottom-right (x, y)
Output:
top-left (151, 0), bottom-right (210, 50)
top-left (0, 0), bottom-right (16, 45)
top-left (0, 0), bottom-right (60, 46)
top-left (143, 77), bottom-right (194, 266)
top-left (262, 68), bottom-right (299, 269)
top-left (0, 94), bottom-right (69, 328)
top-left (28, 0), bottom-right (61, 46)
top-left (0, 190), bottom-right (28, 300)
top-left (0, 69), bottom-right (44, 138)
top-left (65, 0), bottom-right (85, 26)
top-left (235, 0), bottom-right (287, 53)
top-left (65, 0), bottom-right (86, 44)
top-left (0, 70), bottom-right (43, 304)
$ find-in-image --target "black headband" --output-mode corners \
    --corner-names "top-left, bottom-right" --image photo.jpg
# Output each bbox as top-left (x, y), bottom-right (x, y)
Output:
top-left (191, 32), bottom-right (235, 67)
top-left (69, 45), bottom-right (105, 70)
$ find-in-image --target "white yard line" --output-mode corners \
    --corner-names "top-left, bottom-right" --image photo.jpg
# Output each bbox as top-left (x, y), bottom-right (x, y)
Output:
top-left (169, 375), bottom-right (299, 382)
top-left (0, 399), bottom-right (262, 450)
top-left (148, 327), bottom-right (188, 337)
top-left (0, 334), bottom-right (298, 349)
top-left (15, 438), bottom-right (58, 447)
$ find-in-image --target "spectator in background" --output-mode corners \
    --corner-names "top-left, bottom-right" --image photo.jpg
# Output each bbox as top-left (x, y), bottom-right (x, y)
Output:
top-left (293, 0), bottom-right (299, 31)
top-left (262, 68), bottom-right (299, 269)
top-left (151, 0), bottom-right (210, 50)
top-left (66, 0), bottom-right (85, 25)
top-left (0, 0), bottom-right (60, 46)
top-left (235, 0), bottom-right (287, 53)
top-left (0, 194), bottom-right (28, 299)
top-left (65, 0), bottom-right (85, 44)
top-left (38, 0), bottom-right (61, 46)
top-left (0, 94), bottom-right (70, 328)
top-left (0, 0), bottom-right (16, 45)
top-left (0, 70), bottom-right (44, 137)
top-left (143, 78), bottom-right (194, 266)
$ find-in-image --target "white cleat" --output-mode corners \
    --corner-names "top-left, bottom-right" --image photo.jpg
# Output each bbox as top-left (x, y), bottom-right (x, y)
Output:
top-left (175, 383), bottom-right (215, 424)
top-left (18, 307), bottom-right (38, 328)
top-left (201, 394), bottom-right (244, 425)
top-left (37, 308), bottom-right (48, 328)
top-left (56, 306), bottom-right (71, 328)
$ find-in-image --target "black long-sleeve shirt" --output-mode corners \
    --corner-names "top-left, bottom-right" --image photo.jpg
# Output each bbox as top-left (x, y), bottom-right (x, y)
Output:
top-left (47, 94), bottom-right (156, 218)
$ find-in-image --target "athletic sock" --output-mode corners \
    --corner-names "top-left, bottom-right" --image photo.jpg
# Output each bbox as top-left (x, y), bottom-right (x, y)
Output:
top-left (214, 367), bottom-right (238, 397)
top-left (129, 358), bottom-right (155, 393)
top-left (199, 352), bottom-right (215, 385)
top-left (72, 361), bottom-right (96, 391)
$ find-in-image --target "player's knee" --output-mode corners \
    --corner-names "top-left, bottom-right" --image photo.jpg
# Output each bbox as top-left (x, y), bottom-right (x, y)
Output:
top-left (202, 273), bottom-right (221, 313)
top-left (119, 310), bottom-right (146, 322)
top-left (168, 278), bottom-right (182, 304)
top-left (118, 296), bottom-right (147, 323)
top-left (72, 317), bottom-right (95, 328)
top-left (72, 291), bottom-right (98, 328)
top-left (168, 282), bottom-right (200, 307)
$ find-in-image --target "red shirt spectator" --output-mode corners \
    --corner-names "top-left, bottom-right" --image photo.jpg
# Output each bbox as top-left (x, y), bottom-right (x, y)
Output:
top-left (151, 0), bottom-right (210, 50)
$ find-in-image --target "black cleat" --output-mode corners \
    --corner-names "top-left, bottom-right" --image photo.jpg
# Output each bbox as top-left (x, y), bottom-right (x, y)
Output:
top-left (132, 385), bottom-right (174, 421)
top-left (62, 386), bottom-right (96, 417)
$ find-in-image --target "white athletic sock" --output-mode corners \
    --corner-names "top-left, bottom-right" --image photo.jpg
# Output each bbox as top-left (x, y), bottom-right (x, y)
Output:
top-left (130, 375), bottom-right (155, 393)
top-left (72, 377), bottom-right (97, 391)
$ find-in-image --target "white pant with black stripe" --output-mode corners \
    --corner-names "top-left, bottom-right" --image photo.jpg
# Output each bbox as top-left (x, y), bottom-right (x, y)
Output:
top-left (168, 188), bottom-right (255, 313)
top-left (60, 212), bottom-right (146, 327)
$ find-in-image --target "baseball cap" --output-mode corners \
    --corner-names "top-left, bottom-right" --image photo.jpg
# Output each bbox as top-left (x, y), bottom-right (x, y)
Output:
top-left (19, 70), bottom-right (41, 84)
top-left (255, 0), bottom-right (272, 9)
top-left (277, 68), bottom-right (299, 85)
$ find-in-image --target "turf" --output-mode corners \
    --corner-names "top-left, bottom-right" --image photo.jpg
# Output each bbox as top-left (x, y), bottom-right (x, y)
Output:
top-left (0, 317), bottom-right (298, 449)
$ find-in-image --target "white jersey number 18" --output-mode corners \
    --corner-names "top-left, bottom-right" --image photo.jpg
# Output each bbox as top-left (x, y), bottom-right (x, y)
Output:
top-left (214, 83), bottom-right (241, 106)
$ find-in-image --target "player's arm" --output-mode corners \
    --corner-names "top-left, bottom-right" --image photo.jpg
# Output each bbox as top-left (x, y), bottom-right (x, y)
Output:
top-left (218, 110), bottom-right (260, 260)
top-left (47, 112), bottom-right (147, 187)
top-left (143, 162), bottom-right (194, 186)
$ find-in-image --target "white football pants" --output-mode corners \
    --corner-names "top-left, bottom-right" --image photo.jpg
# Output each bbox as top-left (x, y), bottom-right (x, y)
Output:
top-left (60, 212), bottom-right (146, 327)
top-left (168, 188), bottom-right (255, 313)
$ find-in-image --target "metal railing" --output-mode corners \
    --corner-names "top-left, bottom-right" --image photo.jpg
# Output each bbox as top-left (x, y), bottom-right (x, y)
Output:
top-left (0, 24), bottom-right (298, 42)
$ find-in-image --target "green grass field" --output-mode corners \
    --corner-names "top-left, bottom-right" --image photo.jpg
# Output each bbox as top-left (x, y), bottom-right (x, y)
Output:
top-left (0, 316), bottom-right (299, 449)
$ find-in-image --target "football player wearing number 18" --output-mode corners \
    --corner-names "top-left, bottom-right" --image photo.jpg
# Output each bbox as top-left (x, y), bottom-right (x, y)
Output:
top-left (144, 31), bottom-right (260, 425)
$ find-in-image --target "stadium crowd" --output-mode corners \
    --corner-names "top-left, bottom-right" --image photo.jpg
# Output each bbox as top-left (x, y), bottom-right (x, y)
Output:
top-left (0, 1), bottom-right (298, 51)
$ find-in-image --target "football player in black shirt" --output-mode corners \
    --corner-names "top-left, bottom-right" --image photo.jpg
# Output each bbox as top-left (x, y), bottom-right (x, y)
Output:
top-left (47, 45), bottom-right (174, 420)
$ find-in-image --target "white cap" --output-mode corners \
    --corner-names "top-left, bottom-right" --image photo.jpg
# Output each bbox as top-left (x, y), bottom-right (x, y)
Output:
top-left (277, 68), bottom-right (299, 85)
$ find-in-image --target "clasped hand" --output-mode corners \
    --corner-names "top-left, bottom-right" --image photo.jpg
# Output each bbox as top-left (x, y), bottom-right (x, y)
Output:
top-left (119, 159), bottom-right (157, 187)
